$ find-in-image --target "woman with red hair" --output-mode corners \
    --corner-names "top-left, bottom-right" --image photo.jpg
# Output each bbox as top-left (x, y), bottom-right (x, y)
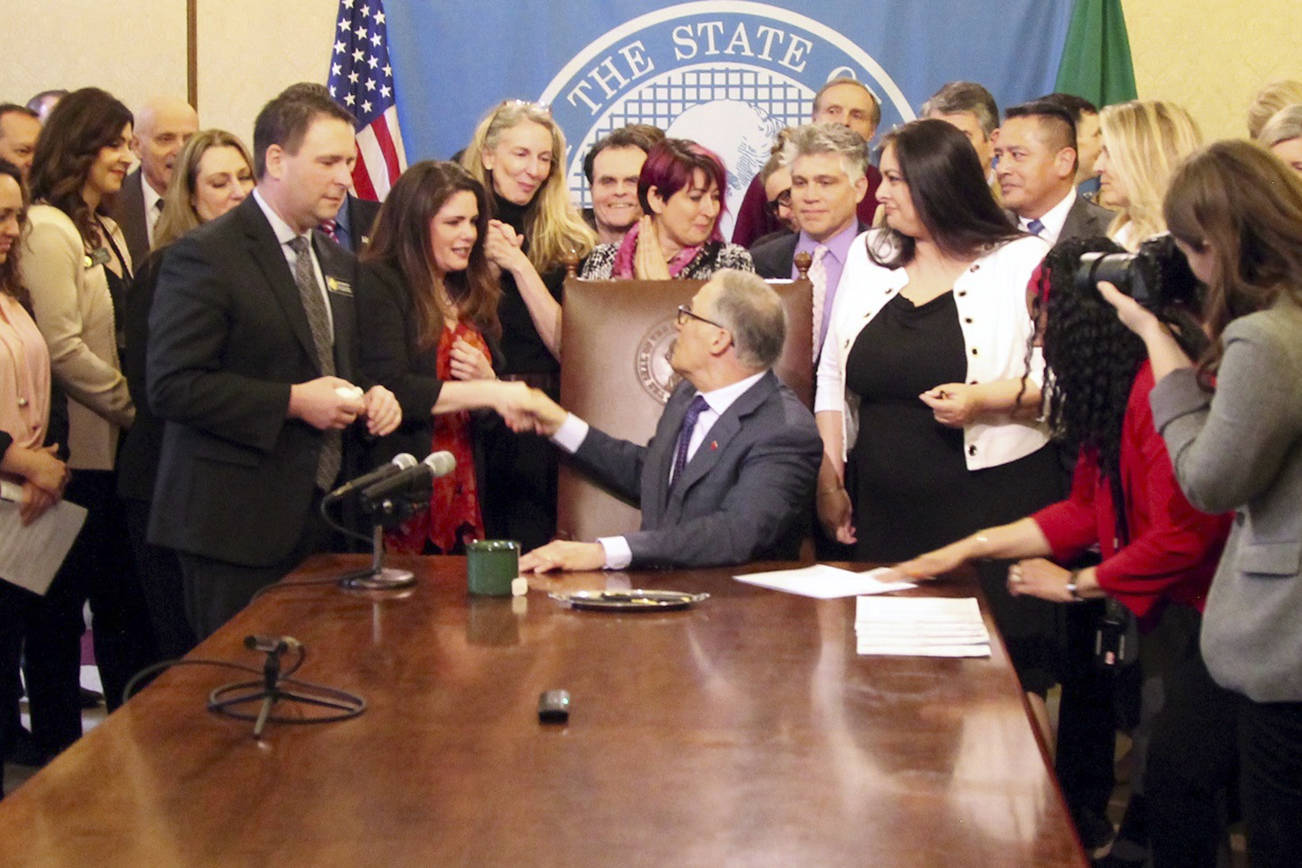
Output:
top-left (581, 138), bottom-right (753, 279)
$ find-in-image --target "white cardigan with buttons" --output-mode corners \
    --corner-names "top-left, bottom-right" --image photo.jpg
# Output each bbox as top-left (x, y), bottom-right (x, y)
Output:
top-left (814, 229), bottom-right (1050, 470)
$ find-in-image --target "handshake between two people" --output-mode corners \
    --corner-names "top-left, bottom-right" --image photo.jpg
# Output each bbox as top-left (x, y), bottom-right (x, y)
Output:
top-left (480, 381), bottom-right (569, 437)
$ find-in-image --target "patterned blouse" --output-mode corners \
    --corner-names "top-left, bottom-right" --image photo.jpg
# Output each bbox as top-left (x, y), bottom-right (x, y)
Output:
top-left (580, 240), bottom-right (755, 280)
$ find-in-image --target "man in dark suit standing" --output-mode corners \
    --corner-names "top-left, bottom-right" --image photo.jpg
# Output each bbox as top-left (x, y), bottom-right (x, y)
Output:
top-left (110, 96), bottom-right (198, 267)
top-left (147, 84), bottom-right (400, 638)
top-left (515, 269), bottom-right (822, 572)
top-left (995, 100), bottom-right (1112, 246)
top-left (751, 123), bottom-right (870, 361)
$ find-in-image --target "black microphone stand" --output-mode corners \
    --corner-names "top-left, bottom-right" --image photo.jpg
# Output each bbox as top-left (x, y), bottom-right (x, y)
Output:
top-left (323, 485), bottom-right (429, 592)
top-left (208, 641), bottom-right (364, 739)
top-left (338, 518), bottom-right (418, 591)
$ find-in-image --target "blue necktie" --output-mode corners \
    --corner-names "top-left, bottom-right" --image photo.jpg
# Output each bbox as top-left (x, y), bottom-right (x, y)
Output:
top-left (670, 394), bottom-right (709, 488)
top-left (1027, 218), bottom-right (1045, 237)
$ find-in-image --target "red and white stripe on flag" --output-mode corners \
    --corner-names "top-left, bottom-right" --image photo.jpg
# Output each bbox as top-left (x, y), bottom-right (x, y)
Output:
top-left (327, 0), bottom-right (406, 201)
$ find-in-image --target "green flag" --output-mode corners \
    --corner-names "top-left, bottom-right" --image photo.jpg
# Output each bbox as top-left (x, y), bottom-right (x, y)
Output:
top-left (1055, 0), bottom-right (1138, 107)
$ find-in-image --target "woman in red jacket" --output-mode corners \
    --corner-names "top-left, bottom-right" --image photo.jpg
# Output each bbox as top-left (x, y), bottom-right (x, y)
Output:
top-left (897, 237), bottom-right (1235, 867)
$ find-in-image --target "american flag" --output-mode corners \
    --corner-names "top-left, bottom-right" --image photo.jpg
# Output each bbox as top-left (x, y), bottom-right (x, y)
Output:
top-left (326, 0), bottom-right (407, 201)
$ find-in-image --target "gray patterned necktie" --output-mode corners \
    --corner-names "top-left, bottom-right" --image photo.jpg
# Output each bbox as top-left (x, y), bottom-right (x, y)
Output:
top-left (288, 235), bottom-right (342, 488)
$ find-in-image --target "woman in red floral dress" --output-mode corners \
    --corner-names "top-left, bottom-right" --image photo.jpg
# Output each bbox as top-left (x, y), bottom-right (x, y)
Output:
top-left (357, 161), bottom-right (531, 553)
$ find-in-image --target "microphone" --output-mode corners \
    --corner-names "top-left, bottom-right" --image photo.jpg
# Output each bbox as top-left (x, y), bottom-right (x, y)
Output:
top-left (361, 451), bottom-right (456, 505)
top-left (326, 453), bottom-right (418, 499)
top-left (244, 635), bottom-right (302, 654)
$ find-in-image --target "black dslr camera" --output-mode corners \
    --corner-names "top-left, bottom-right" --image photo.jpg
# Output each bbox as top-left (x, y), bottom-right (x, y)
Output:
top-left (1075, 234), bottom-right (1201, 311)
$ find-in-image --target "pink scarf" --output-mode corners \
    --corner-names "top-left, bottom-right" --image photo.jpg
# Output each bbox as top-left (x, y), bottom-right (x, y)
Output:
top-left (611, 222), bottom-right (705, 279)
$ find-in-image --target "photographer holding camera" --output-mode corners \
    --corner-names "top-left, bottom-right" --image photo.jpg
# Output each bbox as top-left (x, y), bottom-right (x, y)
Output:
top-left (898, 236), bottom-right (1234, 866)
top-left (1100, 140), bottom-right (1302, 868)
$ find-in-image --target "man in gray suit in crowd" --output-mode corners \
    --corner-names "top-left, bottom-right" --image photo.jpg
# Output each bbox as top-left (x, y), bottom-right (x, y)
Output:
top-left (516, 269), bottom-right (822, 572)
top-left (995, 100), bottom-right (1112, 245)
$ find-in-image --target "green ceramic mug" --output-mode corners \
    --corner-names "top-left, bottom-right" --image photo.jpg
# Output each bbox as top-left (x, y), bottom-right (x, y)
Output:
top-left (466, 540), bottom-right (520, 596)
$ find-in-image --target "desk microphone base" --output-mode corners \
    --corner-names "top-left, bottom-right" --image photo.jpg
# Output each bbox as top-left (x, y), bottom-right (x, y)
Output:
top-left (339, 567), bottom-right (416, 591)
top-left (337, 524), bottom-right (417, 591)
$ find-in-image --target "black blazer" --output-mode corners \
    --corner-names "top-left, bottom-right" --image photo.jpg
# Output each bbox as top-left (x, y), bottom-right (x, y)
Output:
top-left (107, 168), bottom-right (151, 270)
top-left (146, 196), bottom-right (367, 566)
top-left (750, 223), bottom-right (868, 280)
top-left (117, 248), bottom-right (167, 501)
top-left (346, 195), bottom-right (382, 253)
top-left (354, 260), bottom-right (504, 532)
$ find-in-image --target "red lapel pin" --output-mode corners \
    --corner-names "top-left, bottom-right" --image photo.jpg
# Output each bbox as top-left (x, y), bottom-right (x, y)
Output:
top-left (710, 440), bottom-right (718, 450)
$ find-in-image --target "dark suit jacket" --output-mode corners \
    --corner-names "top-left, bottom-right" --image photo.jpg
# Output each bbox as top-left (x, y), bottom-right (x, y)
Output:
top-left (750, 222), bottom-right (869, 279)
top-left (353, 260), bottom-right (505, 531)
top-left (344, 195), bottom-right (382, 253)
top-left (146, 195), bottom-right (366, 566)
top-left (108, 168), bottom-right (151, 269)
top-left (117, 248), bottom-right (167, 502)
top-left (732, 166), bottom-right (882, 249)
top-left (569, 371), bottom-right (822, 568)
top-left (1058, 195), bottom-right (1114, 243)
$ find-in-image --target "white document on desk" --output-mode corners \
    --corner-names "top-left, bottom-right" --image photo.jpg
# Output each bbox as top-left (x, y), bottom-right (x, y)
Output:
top-left (734, 564), bottom-right (916, 598)
top-left (0, 498), bottom-right (87, 596)
top-left (855, 596), bottom-right (991, 658)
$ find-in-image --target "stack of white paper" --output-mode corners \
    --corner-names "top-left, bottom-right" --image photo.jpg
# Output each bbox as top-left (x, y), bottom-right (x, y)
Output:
top-left (854, 596), bottom-right (990, 658)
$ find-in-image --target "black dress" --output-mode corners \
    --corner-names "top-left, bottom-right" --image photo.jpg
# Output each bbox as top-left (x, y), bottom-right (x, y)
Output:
top-left (480, 194), bottom-right (565, 551)
top-left (846, 291), bottom-right (1064, 693)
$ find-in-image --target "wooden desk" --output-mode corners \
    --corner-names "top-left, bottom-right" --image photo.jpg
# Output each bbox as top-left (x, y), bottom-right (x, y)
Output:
top-left (0, 557), bottom-right (1085, 866)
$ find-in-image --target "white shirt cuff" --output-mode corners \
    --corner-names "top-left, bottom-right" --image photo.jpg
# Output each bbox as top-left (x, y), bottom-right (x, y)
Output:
top-left (597, 536), bottom-right (632, 570)
top-left (550, 413), bottom-right (589, 454)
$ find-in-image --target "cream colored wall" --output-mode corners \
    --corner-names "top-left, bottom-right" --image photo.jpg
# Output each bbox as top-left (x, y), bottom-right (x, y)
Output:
top-left (1121, 0), bottom-right (1302, 142)
top-left (7, 1), bottom-right (188, 115)
top-left (5, 1), bottom-right (1299, 149)
top-left (195, 0), bottom-right (337, 143)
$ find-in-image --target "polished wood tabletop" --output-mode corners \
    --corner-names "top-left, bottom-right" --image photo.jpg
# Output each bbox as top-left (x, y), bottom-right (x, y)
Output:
top-left (0, 556), bottom-right (1085, 867)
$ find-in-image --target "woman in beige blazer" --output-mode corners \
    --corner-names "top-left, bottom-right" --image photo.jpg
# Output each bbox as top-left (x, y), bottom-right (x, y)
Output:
top-left (20, 88), bottom-right (156, 756)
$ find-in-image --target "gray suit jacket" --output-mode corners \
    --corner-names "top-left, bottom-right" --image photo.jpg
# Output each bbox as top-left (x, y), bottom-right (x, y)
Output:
top-left (1151, 303), bottom-right (1302, 702)
top-left (1057, 194), bottom-right (1113, 243)
top-left (570, 370), bottom-right (822, 568)
top-left (108, 167), bottom-right (151, 269)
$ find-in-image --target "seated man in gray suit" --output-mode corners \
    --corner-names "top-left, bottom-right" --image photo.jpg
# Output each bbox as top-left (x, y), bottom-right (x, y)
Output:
top-left (517, 269), bottom-right (822, 572)
top-left (995, 100), bottom-right (1112, 246)
top-left (750, 122), bottom-right (870, 360)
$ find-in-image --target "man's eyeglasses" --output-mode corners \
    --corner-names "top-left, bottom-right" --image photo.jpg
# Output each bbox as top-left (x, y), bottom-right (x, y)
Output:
top-left (675, 304), bottom-right (726, 330)
top-left (765, 189), bottom-right (791, 214)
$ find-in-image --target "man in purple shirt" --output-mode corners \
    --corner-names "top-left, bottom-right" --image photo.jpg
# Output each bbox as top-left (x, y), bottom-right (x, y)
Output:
top-left (732, 78), bottom-right (882, 248)
top-left (750, 122), bottom-right (869, 360)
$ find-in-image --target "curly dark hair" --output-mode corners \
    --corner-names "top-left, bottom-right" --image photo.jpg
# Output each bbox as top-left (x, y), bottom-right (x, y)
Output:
top-left (1036, 236), bottom-right (1145, 541)
top-left (28, 87), bottom-right (133, 249)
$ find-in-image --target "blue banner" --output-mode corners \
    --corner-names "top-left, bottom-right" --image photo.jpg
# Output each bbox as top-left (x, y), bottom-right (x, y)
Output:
top-left (386, 1), bottom-right (1074, 229)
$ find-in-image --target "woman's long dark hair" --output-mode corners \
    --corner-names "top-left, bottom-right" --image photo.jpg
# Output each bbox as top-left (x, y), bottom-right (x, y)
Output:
top-left (869, 118), bottom-right (1020, 267)
top-left (1038, 236), bottom-right (1147, 541)
top-left (0, 160), bottom-right (29, 305)
top-left (362, 161), bottom-right (499, 350)
top-left (28, 87), bottom-right (133, 249)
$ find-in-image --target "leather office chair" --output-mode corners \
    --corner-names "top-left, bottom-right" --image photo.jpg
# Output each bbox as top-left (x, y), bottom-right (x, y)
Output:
top-left (556, 277), bottom-right (812, 542)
